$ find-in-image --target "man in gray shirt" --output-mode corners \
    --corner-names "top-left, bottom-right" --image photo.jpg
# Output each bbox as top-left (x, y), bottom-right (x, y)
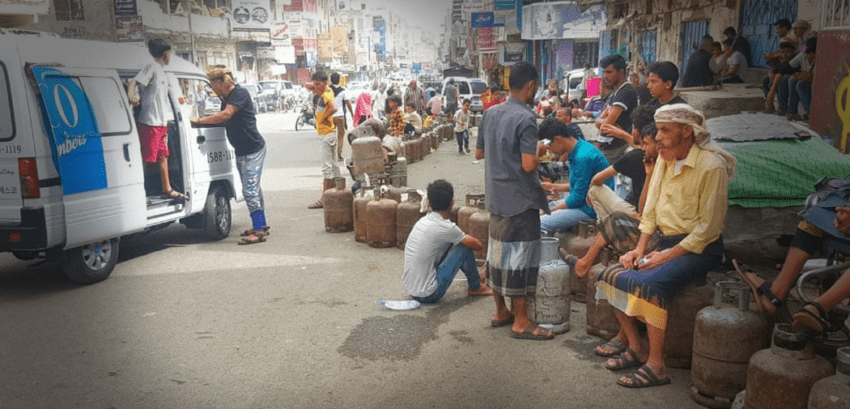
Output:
top-left (403, 180), bottom-right (493, 303)
top-left (475, 61), bottom-right (554, 340)
top-left (128, 39), bottom-right (187, 200)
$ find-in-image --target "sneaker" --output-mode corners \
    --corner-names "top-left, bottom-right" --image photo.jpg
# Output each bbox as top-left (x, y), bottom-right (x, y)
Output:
top-left (465, 148), bottom-right (470, 153)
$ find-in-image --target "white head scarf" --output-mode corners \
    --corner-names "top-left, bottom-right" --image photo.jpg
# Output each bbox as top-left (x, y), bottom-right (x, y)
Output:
top-left (654, 103), bottom-right (736, 178)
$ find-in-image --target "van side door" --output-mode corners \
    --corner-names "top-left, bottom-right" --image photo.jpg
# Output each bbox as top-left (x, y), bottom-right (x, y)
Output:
top-left (29, 66), bottom-right (146, 248)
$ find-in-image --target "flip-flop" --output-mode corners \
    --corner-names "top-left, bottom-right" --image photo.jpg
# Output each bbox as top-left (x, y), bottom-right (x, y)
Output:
top-left (791, 302), bottom-right (829, 333)
top-left (240, 226), bottom-right (271, 237)
top-left (595, 338), bottom-right (627, 357)
top-left (162, 190), bottom-right (189, 201)
top-left (559, 248), bottom-right (578, 269)
top-left (511, 325), bottom-right (555, 341)
top-left (616, 365), bottom-right (671, 388)
top-left (490, 315), bottom-right (515, 328)
top-left (733, 259), bottom-right (782, 315)
top-left (307, 200), bottom-right (324, 209)
top-left (238, 234), bottom-right (267, 245)
top-left (606, 348), bottom-right (645, 371)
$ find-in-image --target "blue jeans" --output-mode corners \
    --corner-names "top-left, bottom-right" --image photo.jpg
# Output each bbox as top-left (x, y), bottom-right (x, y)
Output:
top-left (540, 207), bottom-right (594, 235)
top-left (796, 80), bottom-right (813, 115)
top-left (237, 145), bottom-right (266, 215)
top-left (413, 244), bottom-right (481, 304)
top-left (776, 75), bottom-right (793, 114)
top-left (456, 130), bottom-right (469, 151)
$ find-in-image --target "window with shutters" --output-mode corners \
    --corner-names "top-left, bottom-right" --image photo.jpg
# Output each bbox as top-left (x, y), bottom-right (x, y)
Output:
top-left (54, 0), bottom-right (85, 21)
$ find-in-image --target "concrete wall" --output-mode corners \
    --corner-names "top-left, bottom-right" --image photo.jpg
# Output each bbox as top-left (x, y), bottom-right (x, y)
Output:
top-left (809, 28), bottom-right (850, 153)
top-left (20, 0), bottom-right (116, 41)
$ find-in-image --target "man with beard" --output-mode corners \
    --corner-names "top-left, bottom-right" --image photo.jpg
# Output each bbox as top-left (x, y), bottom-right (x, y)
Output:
top-left (128, 39), bottom-right (188, 200)
top-left (595, 104), bottom-right (736, 388)
top-left (475, 61), bottom-right (554, 341)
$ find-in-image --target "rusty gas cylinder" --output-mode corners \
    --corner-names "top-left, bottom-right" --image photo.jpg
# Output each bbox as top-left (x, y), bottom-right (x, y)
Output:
top-left (353, 190), bottom-right (370, 243)
top-left (527, 237), bottom-right (571, 334)
top-left (565, 222), bottom-right (595, 303)
top-left (396, 191), bottom-right (423, 250)
top-left (323, 177), bottom-right (354, 233)
top-left (389, 157), bottom-right (408, 188)
top-left (467, 199), bottom-right (490, 261)
top-left (690, 282), bottom-right (770, 409)
top-left (450, 204), bottom-right (461, 224)
top-left (586, 263), bottom-right (619, 340)
top-left (366, 188), bottom-right (398, 248)
top-left (420, 136), bottom-right (430, 157)
top-left (808, 346), bottom-right (850, 409)
top-left (402, 140), bottom-right (415, 163)
top-left (457, 194), bottom-right (485, 234)
top-left (744, 323), bottom-right (834, 409)
top-left (664, 281), bottom-right (715, 369)
top-left (351, 136), bottom-right (384, 176)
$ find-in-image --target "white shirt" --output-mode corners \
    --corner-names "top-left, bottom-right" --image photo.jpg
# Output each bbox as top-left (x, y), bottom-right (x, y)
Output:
top-left (132, 62), bottom-right (170, 127)
top-left (332, 87), bottom-right (346, 118)
top-left (403, 212), bottom-right (466, 297)
top-left (454, 109), bottom-right (470, 132)
top-left (726, 51), bottom-right (748, 79)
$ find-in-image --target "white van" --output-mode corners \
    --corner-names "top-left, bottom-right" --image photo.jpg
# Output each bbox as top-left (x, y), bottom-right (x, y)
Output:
top-left (441, 77), bottom-right (488, 113)
top-left (0, 30), bottom-right (243, 284)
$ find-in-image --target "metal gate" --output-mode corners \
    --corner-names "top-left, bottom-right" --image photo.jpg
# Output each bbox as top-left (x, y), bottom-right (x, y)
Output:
top-left (639, 30), bottom-right (658, 64)
top-left (681, 20), bottom-right (710, 75)
top-left (740, 0), bottom-right (797, 68)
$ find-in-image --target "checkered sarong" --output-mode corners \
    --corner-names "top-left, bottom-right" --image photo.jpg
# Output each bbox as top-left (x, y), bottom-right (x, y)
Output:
top-left (485, 209), bottom-right (541, 297)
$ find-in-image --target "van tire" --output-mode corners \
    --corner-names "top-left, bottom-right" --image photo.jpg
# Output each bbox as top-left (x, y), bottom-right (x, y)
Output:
top-left (63, 238), bottom-right (120, 284)
top-left (203, 185), bottom-right (231, 240)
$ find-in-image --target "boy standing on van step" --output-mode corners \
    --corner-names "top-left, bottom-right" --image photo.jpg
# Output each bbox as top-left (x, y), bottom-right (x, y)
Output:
top-left (191, 66), bottom-right (269, 245)
top-left (127, 39), bottom-right (188, 201)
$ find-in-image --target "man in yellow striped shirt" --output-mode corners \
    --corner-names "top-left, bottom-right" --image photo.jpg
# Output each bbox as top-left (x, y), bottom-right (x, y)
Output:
top-left (595, 103), bottom-right (736, 388)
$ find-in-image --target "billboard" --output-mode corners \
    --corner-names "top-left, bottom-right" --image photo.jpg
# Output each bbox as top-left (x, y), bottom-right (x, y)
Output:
top-left (521, 1), bottom-right (605, 41)
top-left (231, 0), bottom-right (271, 31)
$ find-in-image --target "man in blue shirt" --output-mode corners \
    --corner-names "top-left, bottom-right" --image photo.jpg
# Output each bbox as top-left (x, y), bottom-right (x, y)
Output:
top-left (539, 117), bottom-right (614, 234)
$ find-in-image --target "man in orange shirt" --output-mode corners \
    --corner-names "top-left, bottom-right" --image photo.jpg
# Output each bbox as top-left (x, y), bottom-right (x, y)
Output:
top-left (306, 71), bottom-right (338, 209)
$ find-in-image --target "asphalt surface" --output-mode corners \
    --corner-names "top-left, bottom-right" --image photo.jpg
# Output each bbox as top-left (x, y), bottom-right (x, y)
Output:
top-left (0, 112), bottom-right (709, 409)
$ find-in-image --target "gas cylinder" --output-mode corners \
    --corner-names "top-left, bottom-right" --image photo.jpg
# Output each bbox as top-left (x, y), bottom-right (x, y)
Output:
top-left (664, 281), bottom-right (715, 369)
top-left (441, 124), bottom-right (452, 141)
top-left (351, 136), bottom-right (384, 176)
top-left (396, 191), bottom-right (422, 250)
top-left (566, 221), bottom-right (596, 303)
top-left (353, 190), bottom-right (370, 243)
top-left (430, 132), bottom-right (439, 151)
top-left (389, 157), bottom-right (408, 188)
top-left (402, 140), bottom-right (415, 163)
top-left (457, 194), bottom-right (485, 234)
top-left (421, 136), bottom-right (430, 157)
top-left (366, 188), bottom-right (398, 248)
top-left (385, 187), bottom-right (403, 203)
top-left (586, 263), bottom-right (620, 340)
top-left (527, 237), bottom-right (571, 334)
top-left (323, 177), bottom-right (354, 233)
top-left (450, 204), bottom-right (461, 224)
top-left (467, 200), bottom-right (490, 260)
top-left (744, 323), bottom-right (834, 409)
top-left (808, 346), bottom-right (850, 408)
top-left (690, 282), bottom-right (770, 409)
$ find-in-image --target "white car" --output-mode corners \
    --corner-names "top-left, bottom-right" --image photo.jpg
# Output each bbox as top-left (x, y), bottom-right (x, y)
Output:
top-left (441, 77), bottom-right (488, 113)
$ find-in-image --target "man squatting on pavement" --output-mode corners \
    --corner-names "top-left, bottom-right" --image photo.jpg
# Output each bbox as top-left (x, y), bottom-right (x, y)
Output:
top-left (191, 66), bottom-right (269, 245)
top-left (402, 179), bottom-right (493, 303)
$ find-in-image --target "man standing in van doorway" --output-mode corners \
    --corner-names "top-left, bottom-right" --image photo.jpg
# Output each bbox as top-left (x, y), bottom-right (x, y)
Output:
top-left (128, 39), bottom-right (188, 201)
top-left (191, 66), bottom-right (268, 245)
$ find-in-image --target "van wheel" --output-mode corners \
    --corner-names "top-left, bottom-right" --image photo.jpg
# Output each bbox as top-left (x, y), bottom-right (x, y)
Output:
top-left (63, 238), bottom-right (119, 284)
top-left (203, 185), bottom-right (231, 240)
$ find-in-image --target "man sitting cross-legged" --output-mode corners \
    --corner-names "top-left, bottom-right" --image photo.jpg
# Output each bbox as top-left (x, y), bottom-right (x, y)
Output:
top-left (402, 179), bottom-right (494, 303)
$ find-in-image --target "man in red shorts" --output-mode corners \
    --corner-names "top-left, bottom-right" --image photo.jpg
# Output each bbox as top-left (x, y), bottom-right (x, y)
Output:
top-left (128, 39), bottom-right (187, 200)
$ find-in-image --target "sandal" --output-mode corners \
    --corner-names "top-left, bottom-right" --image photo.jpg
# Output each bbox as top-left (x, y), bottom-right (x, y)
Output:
top-left (490, 315), bottom-right (515, 328)
top-left (162, 190), bottom-right (189, 201)
top-left (791, 302), bottom-right (829, 333)
top-left (241, 226), bottom-right (271, 237)
top-left (558, 248), bottom-right (578, 269)
top-left (595, 338), bottom-right (627, 357)
top-left (238, 231), bottom-right (267, 245)
top-left (307, 200), bottom-right (324, 209)
top-left (733, 260), bottom-right (783, 315)
top-left (606, 348), bottom-right (645, 371)
top-left (510, 325), bottom-right (555, 341)
top-left (616, 365), bottom-right (671, 388)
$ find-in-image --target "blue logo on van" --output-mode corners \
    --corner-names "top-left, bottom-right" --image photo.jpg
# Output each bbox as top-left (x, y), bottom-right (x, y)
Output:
top-left (30, 66), bottom-right (107, 195)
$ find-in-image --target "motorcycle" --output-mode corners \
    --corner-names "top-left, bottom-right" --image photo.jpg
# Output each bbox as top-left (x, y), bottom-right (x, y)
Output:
top-left (295, 103), bottom-right (316, 131)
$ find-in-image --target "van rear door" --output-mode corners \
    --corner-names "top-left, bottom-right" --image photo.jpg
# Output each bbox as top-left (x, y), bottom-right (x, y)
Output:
top-left (29, 66), bottom-right (146, 248)
top-left (0, 61), bottom-right (21, 224)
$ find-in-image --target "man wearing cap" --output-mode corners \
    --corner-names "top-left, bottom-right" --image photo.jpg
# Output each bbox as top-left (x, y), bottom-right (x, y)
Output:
top-left (191, 66), bottom-right (268, 244)
top-left (128, 39), bottom-right (188, 201)
top-left (595, 104), bottom-right (735, 388)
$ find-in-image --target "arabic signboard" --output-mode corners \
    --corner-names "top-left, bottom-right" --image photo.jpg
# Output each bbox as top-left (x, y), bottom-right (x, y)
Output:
top-left (231, 0), bottom-right (271, 31)
top-left (115, 16), bottom-right (145, 42)
top-left (114, 0), bottom-right (137, 17)
top-left (471, 12), bottom-right (496, 28)
top-left (494, 0), bottom-right (516, 10)
top-left (521, 1), bottom-right (606, 41)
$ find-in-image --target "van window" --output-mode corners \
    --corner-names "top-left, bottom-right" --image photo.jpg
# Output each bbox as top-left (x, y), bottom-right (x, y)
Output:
top-left (0, 62), bottom-right (14, 141)
top-left (458, 83), bottom-right (470, 95)
top-left (470, 82), bottom-right (488, 94)
top-left (79, 77), bottom-right (132, 136)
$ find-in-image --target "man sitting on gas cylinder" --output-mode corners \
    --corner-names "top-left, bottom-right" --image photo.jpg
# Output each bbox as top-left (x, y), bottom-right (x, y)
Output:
top-left (402, 179), bottom-right (494, 303)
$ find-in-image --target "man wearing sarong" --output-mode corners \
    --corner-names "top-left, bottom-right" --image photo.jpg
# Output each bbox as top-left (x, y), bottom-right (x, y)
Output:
top-left (475, 61), bottom-right (555, 340)
top-left (595, 103), bottom-right (736, 388)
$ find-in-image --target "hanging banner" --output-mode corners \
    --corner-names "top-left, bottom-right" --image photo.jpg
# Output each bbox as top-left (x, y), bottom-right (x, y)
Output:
top-left (231, 0), bottom-right (271, 31)
top-left (521, 1), bottom-right (606, 41)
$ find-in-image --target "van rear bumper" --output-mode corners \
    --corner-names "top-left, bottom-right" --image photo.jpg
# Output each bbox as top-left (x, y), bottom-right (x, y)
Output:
top-left (0, 207), bottom-right (48, 251)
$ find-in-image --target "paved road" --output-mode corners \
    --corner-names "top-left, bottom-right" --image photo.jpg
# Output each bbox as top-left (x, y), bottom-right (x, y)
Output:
top-left (0, 113), bottom-right (706, 409)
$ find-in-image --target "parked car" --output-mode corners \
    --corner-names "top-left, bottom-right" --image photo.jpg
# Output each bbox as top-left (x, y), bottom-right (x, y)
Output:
top-left (441, 76), bottom-right (488, 113)
top-left (562, 68), bottom-right (586, 105)
top-left (244, 84), bottom-right (265, 113)
top-left (259, 80), bottom-right (284, 111)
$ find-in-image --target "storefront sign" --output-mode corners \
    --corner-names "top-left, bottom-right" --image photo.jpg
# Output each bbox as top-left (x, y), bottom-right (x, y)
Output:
top-left (494, 0), bottom-right (516, 10)
top-left (114, 0), bottom-right (137, 17)
top-left (521, 1), bottom-right (605, 41)
top-left (115, 16), bottom-right (144, 42)
top-left (505, 52), bottom-right (524, 62)
top-left (471, 12), bottom-right (497, 28)
top-left (231, 0), bottom-right (271, 31)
